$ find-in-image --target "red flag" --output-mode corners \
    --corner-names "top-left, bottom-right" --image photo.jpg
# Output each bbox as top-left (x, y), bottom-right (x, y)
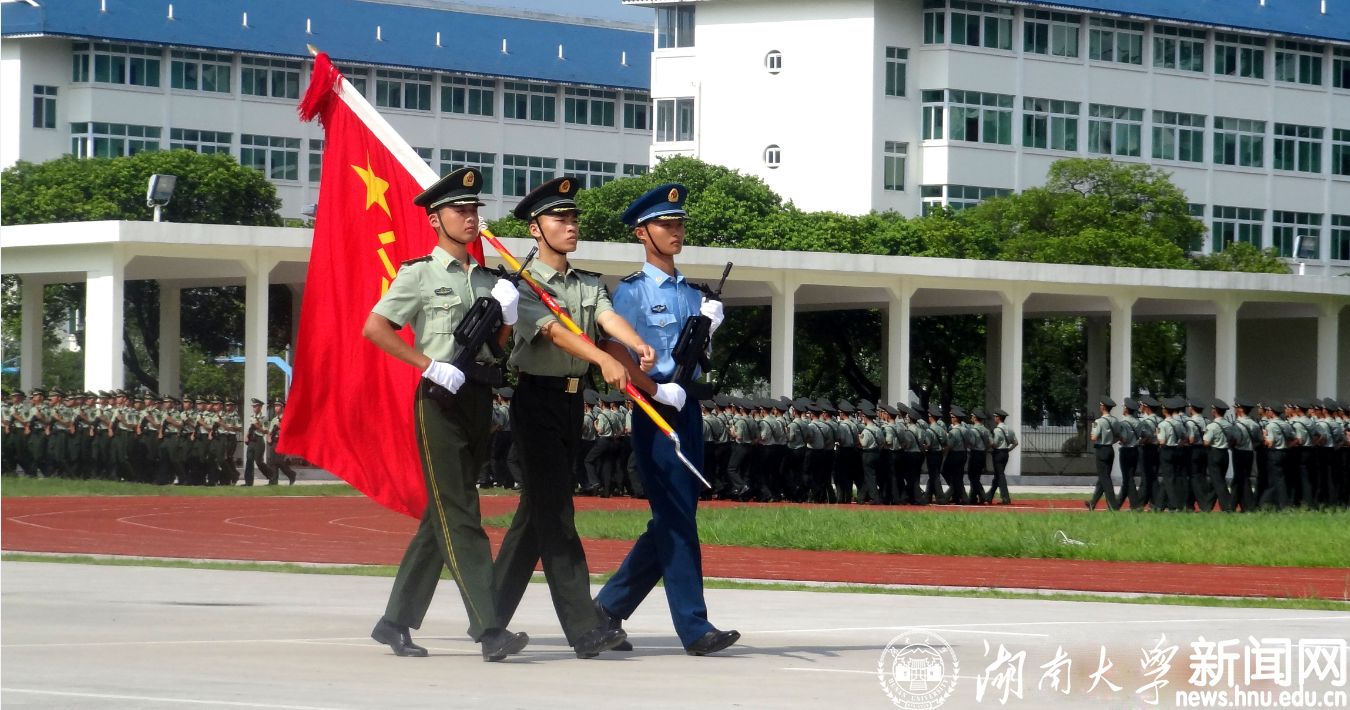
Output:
top-left (281, 53), bottom-right (481, 517)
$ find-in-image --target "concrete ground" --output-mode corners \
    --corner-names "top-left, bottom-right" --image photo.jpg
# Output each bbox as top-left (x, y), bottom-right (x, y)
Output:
top-left (3, 562), bottom-right (1347, 710)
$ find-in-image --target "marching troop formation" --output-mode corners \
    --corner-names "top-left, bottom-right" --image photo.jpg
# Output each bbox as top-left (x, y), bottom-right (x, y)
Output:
top-left (1, 388), bottom-right (297, 486)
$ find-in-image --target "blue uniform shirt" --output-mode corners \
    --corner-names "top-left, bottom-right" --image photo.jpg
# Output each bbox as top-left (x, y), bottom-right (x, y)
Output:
top-left (612, 262), bottom-right (702, 383)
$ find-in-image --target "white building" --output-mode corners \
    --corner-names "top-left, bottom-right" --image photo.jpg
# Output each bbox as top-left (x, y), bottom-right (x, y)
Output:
top-left (632, 0), bottom-right (1350, 274)
top-left (1, 0), bottom-right (655, 220)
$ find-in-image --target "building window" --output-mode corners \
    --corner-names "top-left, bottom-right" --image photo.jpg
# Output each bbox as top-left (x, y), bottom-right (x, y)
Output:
top-left (883, 141), bottom-right (907, 191)
top-left (920, 184), bottom-right (1011, 214)
top-left (1211, 206), bottom-right (1264, 252)
top-left (921, 90), bottom-right (944, 140)
top-left (1023, 10), bottom-right (1080, 58)
top-left (1274, 40), bottom-right (1323, 86)
top-left (503, 82), bottom-right (556, 122)
top-left (765, 50), bottom-right (783, 74)
top-left (1022, 97), bottom-right (1079, 151)
top-left (169, 128), bottom-right (231, 154)
top-left (441, 76), bottom-right (494, 116)
top-left (564, 88), bottom-right (616, 127)
top-left (309, 139), bottom-right (323, 182)
top-left (1214, 33), bottom-right (1266, 79)
top-left (70, 122), bottom-right (160, 158)
top-left (947, 0), bottom-right (1013, 50)
top-left (623, 93), bottom-right (650, 130)
top-left (72, 42), bottom-right (161, 87)
top-left (564, 159), bottom-right (617, 188)
top-left (1331, 215), bottom-right (1350, 261)
top-left (32, 85), bottom-right (56, 129)
top-left (502, 154), bottom-right (555, 197)
top-left (1214, 117), bottom-right (1265, 168)
top-left (1153, 26), bottom-right (1205, 73)
top-left (922, 89), bottom-right (1013, 144)
top-left (1335, 47), bottom-right (1350, 89)
top-left (885, 47), bottom-right (908, 97)
top-left (335, 65), bottom-right (368, 97)
top-left (763, 145), bottom-right (781, 169)
top-left (1272, 211), bottom-right (1321, 258)
top-left (655, 97), bottom-right (694, 142)
top-left (656, 4), bottom-right (695, 49)
top-left (440, 150), bottom-right (495, 195)
top-left (170, 50), bottom-right (232, 93)
top-left (240, 134), bottom-right (300, 181)
top-left (240, 57), bottom-right (300, 99)
top-left (1333, 129), bottom-right (1350, 176)
top-left (1087, 104), bottom-right (1143, 157)
top-left (1273, 123), bottom-right (1323, 173)
top-left (374, 69), bottom-right (431, 111)
top-left (1152, 111), bottom-right (1205, 163)
top-left (412, 147), bottom-right (433, 168)
top-left (1088, 18), bottom-right (1144, 66)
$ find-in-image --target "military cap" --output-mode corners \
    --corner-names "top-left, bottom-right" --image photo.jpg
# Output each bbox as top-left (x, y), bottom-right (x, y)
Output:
top-left (713, 394), bottom-right (732, 407)
top-left (161, 394), bottom-right (174, 403)
top-left (30, 388), bottom-right (46, 396)
top-left (620, 182), bottom-right (688, 226)
top-left (699, 399), bottom-right (714, 409)
top-left (250, 398), bottom-right (264, 406)
top-left (880, 404), bottom-right (898, 416)
top-left (583, 390), bottom-right (599, 405)
top-left (270, 398), bottom-right (283, 405)
top-left (856, 399), bottom-right (875, 411)
top-left (1231, 398), bottom-right (1253, 410)
top-left (949, 406), bottom-right (966, 418)
top-left (513, 176), bottom-right (581, 221)
top-left (895, 403), bottom-right (910, 416)
top-left (816, 399), bottom-right (836, 414)
top-left (8, 390), bottom-right (23, 398)
top-left (498, 387), bottom-right (514, 399)
top-left (414, 167), bottom-right (485, 212)
top-left (143, 392), bottom-right (156, 401)
top-left (1121, 398), bottom-right (1138, 412)
top-left (859, 408), bottom-right (876, 419)
top-left (807, 404), bottom-right (822, 413)
top-left (836, 399), bottom-right (855, 413)
top-left (1164, 396), bottom-right (1186, 410)
top-left (1098, 396), bottom-right (1115, 408)
top-left (1139, 396), bottom-right (1158, 409)
top-left (1211, 398), bottom-right (1229, 412)
top-left (971, 408), bottom-right (987, 420)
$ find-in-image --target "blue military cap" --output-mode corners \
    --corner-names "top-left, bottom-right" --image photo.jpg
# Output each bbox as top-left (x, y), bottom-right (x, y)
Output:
top-left (621, 183), bottom-right (688, 227)
top-left (513, 176), bottom-right (581, 221)
top-left (414, 167), bottom-right (486, 212)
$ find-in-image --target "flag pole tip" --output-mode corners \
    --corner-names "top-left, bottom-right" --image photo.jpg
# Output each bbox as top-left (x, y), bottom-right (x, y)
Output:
top-left (307, 43), bottom-right (321, 56)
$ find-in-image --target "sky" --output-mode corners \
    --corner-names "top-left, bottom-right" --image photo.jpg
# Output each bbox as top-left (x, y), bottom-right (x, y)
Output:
top-left (440, 0), bottom-right (654, 25)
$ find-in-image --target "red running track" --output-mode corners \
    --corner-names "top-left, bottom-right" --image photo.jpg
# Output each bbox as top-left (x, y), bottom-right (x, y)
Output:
top-left (3, 495), bottom-right (1345, 600)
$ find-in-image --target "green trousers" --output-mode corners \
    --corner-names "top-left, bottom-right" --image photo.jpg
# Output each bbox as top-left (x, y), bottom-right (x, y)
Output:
top-left (384, 380), bottom-right (498, 641)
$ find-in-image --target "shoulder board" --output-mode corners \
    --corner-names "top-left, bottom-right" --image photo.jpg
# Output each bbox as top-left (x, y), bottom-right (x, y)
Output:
top-left (400, 255), bottom-right (434, 267)
top-left (573, 268), bottom-right (605, 279)
top-left (620, 271), bottom-right (644, 283)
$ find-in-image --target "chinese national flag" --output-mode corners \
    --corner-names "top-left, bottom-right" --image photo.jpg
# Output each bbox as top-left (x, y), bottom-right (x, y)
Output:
top-left (280, 53), bottom-right (482, 517)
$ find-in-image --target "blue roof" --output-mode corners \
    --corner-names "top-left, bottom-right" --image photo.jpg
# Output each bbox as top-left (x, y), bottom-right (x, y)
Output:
top-left (1, 0), bottom-right (652, 90)
top-left (1026, 1), bottom-right (1349, 44)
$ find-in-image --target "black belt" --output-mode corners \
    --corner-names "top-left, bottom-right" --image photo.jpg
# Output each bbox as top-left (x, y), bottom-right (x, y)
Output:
top-left (517, 373), bottom-right (583, 394)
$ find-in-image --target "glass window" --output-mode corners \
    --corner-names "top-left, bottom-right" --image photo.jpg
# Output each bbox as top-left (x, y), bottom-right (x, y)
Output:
top-left (1275, 40), bottom-right (1323, 86)
top-left (374, 69), bottom-right (432, 111)
top-left (921, 89), bottom-right (945, 140)
top-left (1153, 25), bottom-right (1205, 72)
top-left (1333, 128), bottom-right (1350, 176)
top-left (1214, 117), bottom-right (1266, 168)
top-left (309, 139), bottom-right (323, 182)
top-left (1022, 97), bottom-right (1079, 151)
top-left (240, 56), bottom-right (300, 99)
top-left (503, 82), bottom-right (556, 122)
top-left (656, 5), bottom-right (695, 49)
top-left (170, 50), bottom-right (232, 93)
top-left (655, 97), bottom-right (694, 142)
top-left (1273, 123), bottom-right (1323, 173)
top-left (1271, 211), bottom-right (1321, 258)
top-left (883, 141), bottom-right (907, 191)
top-left (169, 128), bottom-right (231, 154)
top-left (1152, 111), bottom-right (1205, 162)
top-left (1088, 18), bottom-right (1144, 65)
top-left (923, 89), bottom-right (1013, 144)
top-left (70, 122), bottom-right (161, 158)
top-left (623, 92), bottom-right (650, 130)
top-left (72, 42), bottom-right (161, 87)
top-left (32, 85), bottom-right (57, 129)
top-left (440, 150), bottom-right (495, 195)
top-left (564, 88), bottom-right (616, 127)
top-left (1335, 47), bottom-right (1350, 89)
top-left (623, 164), bottom-right (649, 177)
top-left (502, 154), bottom-right (556, 197)
top-left (1211, 205), bottom-right (1264, 252)
top-left (1087, 104), bottom-right (1143, 157)
top-left (564, 159), bottom-right (617, 187)
top-left (947, 1), bottom-right (1013, 50)
top-left (1214, 33), bottom-right (1266, 79)
top-left (334, 65), bottom-right (368, 97)
top-left (239, 134), bottom-right (300, 181)
top-left (923, 0), bottom-right (946, 44)
top-left (442, 76), bottom-right (494, 117)
top-left (885, 47), bottom-right (908, 97)
top-left (920, 184), bottom-right (1011, 214)
top-left (1023, 10), bottom-right (1080, 58)
top-left (1331, 215), bottom-right (1350, 261)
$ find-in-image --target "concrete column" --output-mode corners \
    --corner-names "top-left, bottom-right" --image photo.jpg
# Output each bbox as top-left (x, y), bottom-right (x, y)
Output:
top-left (1214, 299), bottom-right (1240, 402)
top-left (84, 253), bottom-right (126, 392)
top-left (985, 311), bottom-right (1001, 409)
top-left (1085, 317), bottom-right (1107, 412)
top-left (242, 255), bottom-right (276, 407)
top-left (999, 290), bottom-right (1026, 477)
top-left (885, 284), bottom-right (915, 406)
top-left (768, 275), bottom-right (797, 399)
top-left (1317, 302), bottom-right (1343, 397)
top-left (19, 279), bottom-right (44, 391)
top-left (158, 282), bottom-right (182, 396)
top-left (1186, 320), bottom-right (1216, 401)
top-left (288, 282), bottom-right (304, 360)
top-left (1109, 296), bottom-right (1135, 406)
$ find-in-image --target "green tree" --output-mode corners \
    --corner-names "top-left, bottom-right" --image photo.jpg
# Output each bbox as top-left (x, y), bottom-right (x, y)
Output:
top-left (1192, 242), bottom-right (1291, 274)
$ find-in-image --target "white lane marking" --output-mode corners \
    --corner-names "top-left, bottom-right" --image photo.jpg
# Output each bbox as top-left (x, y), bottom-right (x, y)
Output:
top-left (115, 512), bottom-right (190, 533)
top-left (1, 687), bottom-right (355, 709)
top-left (752, 626), bottom-right (1049, 637)
top-left (326, 516), bottom-right (403, 534)
top-left (222, 516), bottom-right (319, 536)
top-left (6, 506), bottom-right (128, 530)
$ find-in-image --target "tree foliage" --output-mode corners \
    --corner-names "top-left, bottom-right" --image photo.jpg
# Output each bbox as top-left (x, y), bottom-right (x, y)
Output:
top-left (1192, 242), bottom-right (1291, 274)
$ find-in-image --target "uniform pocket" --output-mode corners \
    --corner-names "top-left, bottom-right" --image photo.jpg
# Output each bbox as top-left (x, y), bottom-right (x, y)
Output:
top-left (645, 312), bottom-right (679, 351)
top-left (426, 294), bottom-right (464, 334)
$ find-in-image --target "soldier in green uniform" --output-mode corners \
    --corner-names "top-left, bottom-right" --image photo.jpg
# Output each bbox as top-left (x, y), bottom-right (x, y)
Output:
top-left (158, 396), bottom-right (184, 485)
top-left (2, 390), bottom-right (21, 475)
top-left (1232, 400), bottom-right (1261, 512)
top-left (966, 409), bottom-right (990, 505)
top-left (21, 389), bottom-right (51, 478)
top-left (362, 167), bottom-right (528, 661)
top-left (987, 408), bottom-right (1017, 505)
top-left (45, 390), bottom-right (73, 478)
top-left (941, 407), bottom-right (969, 505)
top-left (265, 400), bottom-right (297, 485)
top-left (1200, 400), bottom-right (1236, 512)
top-left (139, 394), bottom-right (164, 484)
top-left (894, 405), bottom-right (923, 505)
top-left (922, 407), bottom-right (947, 504)
top-left (1260, 403), bottom-right (1292, 511)
top-left (1086, 397), bottom-right (1120, 511)
top-left (856, 408), bottom-right (882, 504)
top-left (216, 399), bottom-right (242, 485)
top-left (1135, 397), bottom-right (1162, 510)
top-left (242, 399), bottom-right (274, 485)
top-left (490, 176), bottom-right (639, 658)
top-left (1114, 400), bottom-right (1140, 508)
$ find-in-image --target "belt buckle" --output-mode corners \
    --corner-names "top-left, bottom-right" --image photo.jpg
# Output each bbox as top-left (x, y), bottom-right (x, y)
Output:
top-left (564, 377), bottom-right (580, 394)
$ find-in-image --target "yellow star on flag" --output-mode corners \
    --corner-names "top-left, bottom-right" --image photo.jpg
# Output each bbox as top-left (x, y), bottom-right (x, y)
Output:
top-left (351, 157), bottom-right (391, 218)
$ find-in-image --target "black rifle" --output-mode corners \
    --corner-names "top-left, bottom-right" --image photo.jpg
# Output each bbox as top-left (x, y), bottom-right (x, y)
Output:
top-left (450, 248), bottom-right (536, 386)
top-left (670, 261), bottom-right (732, 395)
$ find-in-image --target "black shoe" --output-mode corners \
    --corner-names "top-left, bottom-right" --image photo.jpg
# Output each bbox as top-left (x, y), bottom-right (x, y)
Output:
top-left (480, 628), bottom-right (529, 662)
top-left (594, 601), bottom-right (633, 652)
top-left (1085, 500), bottom-right (1094, 511)
top-left (371, 618), bottom-right (428, 657)
top-left (685, 629), bottom-right (740, 656)
top-left (573, 624), bottom-right (628, 658)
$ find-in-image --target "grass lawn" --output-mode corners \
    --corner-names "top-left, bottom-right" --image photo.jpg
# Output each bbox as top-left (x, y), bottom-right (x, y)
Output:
top-left (485, 505), bottom-right (1350, 569)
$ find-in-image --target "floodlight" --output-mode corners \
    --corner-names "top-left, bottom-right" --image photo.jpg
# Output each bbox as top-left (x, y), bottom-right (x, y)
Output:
top-left (146, 173), bottom-right (178, 222)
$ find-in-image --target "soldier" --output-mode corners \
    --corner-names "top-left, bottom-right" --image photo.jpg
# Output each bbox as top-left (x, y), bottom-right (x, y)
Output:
top-left (941, 407), bottom-right (968, 504)
top-left (1134, 397), bottom-right (1161, 510)
top-left (856, 408), bottom-right (882, 504)
top-left (490, 176), bottom-right (638, 659)
top-left (1086, 397), bottom-right (1120, 511)
top-left (578, 391), bottom-right (601, 494)
top-left (966, 409), bottom-right (990, 505)
top-left (1260, 403), bottom-right (1292, 511)
top-left (1328, 399), bottom-right (1348, 507)
top-left (923, 406), bottom-right (948, 504)
top-left (1284, 401), bottom-right (1312, 507)
top-left (242, 398), bottom-right (273, 485)
top-left (726, 399), bottom-right (754, 500)
top-left (1310, 401), bottom-right (1335, 507)
top-left (1200, 400), bottom-right (1236, 512)
top-left (266, 400), bottom-right (298, 485)
top-left (987, 408), bottom-right (1017, 505)
top-left (1232, 399), bottom-right (1262, 512)
top-left (782, 402), bottom-right (808, 502)
top-left (489, 388), bottom-right (517, 490)
top-left (1185, 400), bottom-right (1210, 510)
top-left (362, 166), bottom-right (528, 661)
top-left (2, 390), bottom-right (22, 475)
top-left (158, 396), bottom-right (186, 485)
top-left (1114, 399), bottom-right (1140, 509)
top-left (137, 394), bottom-right (163, 484)
top-left (832, 401), bottom-right (860, 504)
top-left (46, 390), bottom-right (74, 478)
top-left (892, 405), bottom-right (921, 505)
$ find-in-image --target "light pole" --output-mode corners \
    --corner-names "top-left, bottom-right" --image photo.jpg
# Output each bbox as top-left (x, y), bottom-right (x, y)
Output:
top-left (146, 173), bottom-right (177, 222)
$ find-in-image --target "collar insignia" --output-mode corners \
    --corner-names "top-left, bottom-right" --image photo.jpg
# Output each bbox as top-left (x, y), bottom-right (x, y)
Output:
top-left (651, 304), bottom-right (668, 313)
top-left (434, 287), bottom-right (453, 296)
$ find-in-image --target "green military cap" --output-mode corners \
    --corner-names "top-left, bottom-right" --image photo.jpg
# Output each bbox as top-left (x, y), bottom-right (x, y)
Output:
top-left (30, 388), bottom-right (46, 396)
top-left (949, 406), bottom-right (966, 418)
top-left (1098, 397), bottom-right (1115, 408)
top-left (835, 400), bottom-right (855, 413)
top-left (10, 390), bottom-right (24, 398)
top-left (858, 408), bottom-right (876, 419)
top-left (806, 404), bottom-right (822, 413)
top-left (583, 390), bottom-right (599, 405)
top-left (699, 399), bottom-right (714, 409)
top-left (250, 398), bottom-right (264, 406)
top-left (160, 395), bottom-right (173, 403)
top-left (895, 403), bottom-right (911, 417)
top-left (1211, 398), bottom-right (1229, 413)
top-left (1122, 398), bottom-right (1138, 412)
top-left (992, 408), bottom-right (1010, 418)
top-left (1164, 396), bottom-right (1187, 410)
top-left (714, 395), bottom-right (732, 408)
top-left (512, 176), bottom-right (581, 221)
top-left (814, 398), bottom-right (835, 414)
top-left (1232, 398), bottom-right (1253, 410)
top-left (971, 408), bottom-right (988, 420)
top-left (270, 398), bottom-right (283, 406)
top-left (879, 404), bottom-right (898, 416)
top-left (856, 399), bottom-right (875, 411)
top-left (414, 167), bottom-right (485, 212)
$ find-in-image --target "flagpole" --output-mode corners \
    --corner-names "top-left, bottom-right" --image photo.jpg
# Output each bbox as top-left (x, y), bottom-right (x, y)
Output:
top-left (304, 47), bottom-right (708, 488)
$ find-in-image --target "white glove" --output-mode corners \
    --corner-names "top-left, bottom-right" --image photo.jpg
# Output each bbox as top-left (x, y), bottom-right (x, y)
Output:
top-left (653, 382), bottom-right (687, 411)
top-left (423, 360), bottom-right (465, 394)
top-left (700, 297), bottom-right (724, 334)
top-left (491, 279), bottom-right (519, 326)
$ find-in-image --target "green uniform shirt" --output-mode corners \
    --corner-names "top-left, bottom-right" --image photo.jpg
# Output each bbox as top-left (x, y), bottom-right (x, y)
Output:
top-left (1091, 415), bottom-right (1116, 446)
top-left (508, 259), bottom-right (614, 377)
top-left (804, 419), bottom-right (825, 450)
top-left (1265, 418), bottom-right (1289, 449)
top-left (372, 245), bottom-right (498, 364)
top-left (859, 423), bottom-right (881, 450)
top-left (1159, 416), bottom-right (1182, 446)
top-left (1116, 415), bottom-right (1138, 447)
top-left (1202, 419), bottom-right (1231, 449)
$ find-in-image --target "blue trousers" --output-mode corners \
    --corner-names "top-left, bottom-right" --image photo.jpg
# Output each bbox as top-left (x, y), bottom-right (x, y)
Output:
top-left (596, 401), bottom-right (715, 647)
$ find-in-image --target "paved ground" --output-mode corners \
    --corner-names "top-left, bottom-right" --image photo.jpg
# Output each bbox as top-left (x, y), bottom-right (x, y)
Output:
top-left (3, 562), bottom-right (1347, 710)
